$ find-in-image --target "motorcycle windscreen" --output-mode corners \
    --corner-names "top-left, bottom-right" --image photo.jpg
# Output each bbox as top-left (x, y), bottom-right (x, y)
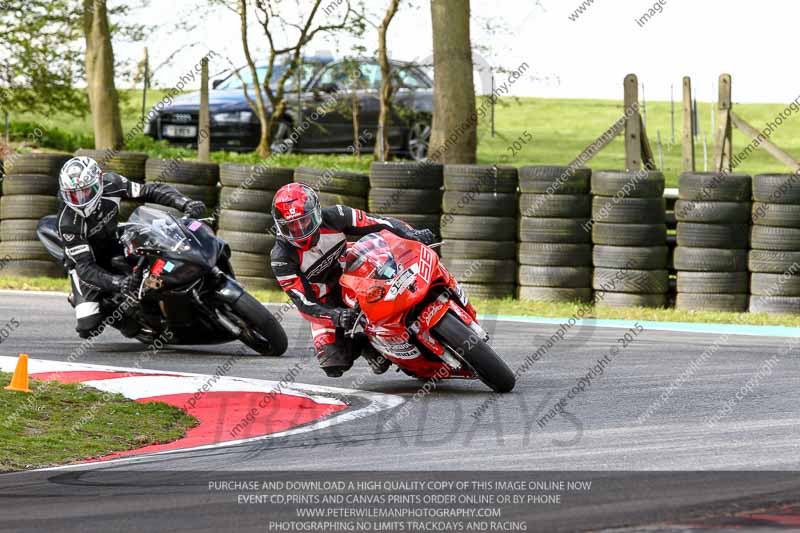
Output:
top-left (344, 233), bottom-right (398, 280)
top-left (121, 206), bottom-right (193, 255)
top-left (120, 206), bottom-right (217, 273)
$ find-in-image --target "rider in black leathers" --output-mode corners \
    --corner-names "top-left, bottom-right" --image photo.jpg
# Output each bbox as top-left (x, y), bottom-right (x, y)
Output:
top-left (56, 156), bottom-right (205, 338)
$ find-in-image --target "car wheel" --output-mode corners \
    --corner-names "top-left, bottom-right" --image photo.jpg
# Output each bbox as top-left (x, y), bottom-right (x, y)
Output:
top-left (406, 120), bottom-right (431, 161)
top-left (270, 120), bottom-right (295, 154)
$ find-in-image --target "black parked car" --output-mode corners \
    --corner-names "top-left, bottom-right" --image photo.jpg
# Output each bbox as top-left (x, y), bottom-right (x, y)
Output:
top-left (145, 56), bottom-right (434, 160)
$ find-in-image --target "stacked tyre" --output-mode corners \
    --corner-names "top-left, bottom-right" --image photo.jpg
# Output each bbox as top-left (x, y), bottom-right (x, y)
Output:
top-left (591, 170), bottom-right (668, 308)
top-left (0, 152), bottom-right (70, 278)
top-left (664, 187), bottom-right (679, 303)
top-left (749, 173), bottom-right (800, 314)
top-left (75, 149), bottom-right (148, 220)
top-left (144, 158), bottom-right (219, 217)
top-left (218, 164), bottom-right (294, 292)
top-left (516, 166), bottom-right (593, 303)
top-left (368, 162), bottom-right (444, 235)
top-left (674, 172), bottom-right (751, 312)
top-left (440, 165), bottom-right (517, 299)
top-left (295, 167), bottom-right (369, 211)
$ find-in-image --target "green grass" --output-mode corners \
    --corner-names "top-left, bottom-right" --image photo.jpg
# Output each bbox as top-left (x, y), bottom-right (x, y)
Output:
top-left (2, 276), bottom-right (799, 327)
top-left (0, 371), bottom-right (197, 471)
top-left (0, 276), bottom-right (71, 292)
top-left (250, 288), bottom-right (800, 327)
top-left (479, 96), bottom-right (800, 187)
top-left (7, 90), bottom-right (800, 184)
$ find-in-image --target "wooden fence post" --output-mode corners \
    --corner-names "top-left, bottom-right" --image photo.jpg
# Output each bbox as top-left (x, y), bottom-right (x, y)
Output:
top-left (569, 74), bottom-right (653, 170)
top-left (198, 57), bottom-right (210, 162)
top-left (682, 76), bottom-right (695, 172)
top-left (713, 73), bottom-right (732, 172)
top-left (732, 112), bottom-right (800, 172)
top-left (624, 74), bottom-right (642, 170)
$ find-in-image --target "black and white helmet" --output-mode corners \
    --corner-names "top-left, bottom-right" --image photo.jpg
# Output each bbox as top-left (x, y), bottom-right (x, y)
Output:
top-left (59, 156), bottom-right (104, 217)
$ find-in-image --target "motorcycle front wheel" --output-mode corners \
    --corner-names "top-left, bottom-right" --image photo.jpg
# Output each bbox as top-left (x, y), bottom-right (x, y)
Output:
top-left (433, 312), bottom-right (516, 393)
top-left (230, 291), bottom-right (288, 356)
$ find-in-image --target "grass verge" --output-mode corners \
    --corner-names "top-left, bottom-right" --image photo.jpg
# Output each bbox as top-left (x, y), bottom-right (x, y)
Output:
top-left (0, 276), bottom-right (71, 292)
top-left (0, 372), bottom-right (197, 472)
top-left (250, 289), bottom-right (800, 328)
top-left (4, 276), bottom-right (798, 328)
top-left (9, 91), bottom-right (800, 187)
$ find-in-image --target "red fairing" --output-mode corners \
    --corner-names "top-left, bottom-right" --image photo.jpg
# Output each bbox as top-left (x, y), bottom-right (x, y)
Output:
top-left (340, 232), bottom-right (436, 325)
top-left (339, 230), bottom-right (480, 380)
top-left (448, 300), bottom-right (475, 326)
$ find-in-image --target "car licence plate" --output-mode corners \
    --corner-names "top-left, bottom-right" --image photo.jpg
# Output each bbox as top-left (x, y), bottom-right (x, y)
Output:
top-left (163, 125), bottom-right (197, 138)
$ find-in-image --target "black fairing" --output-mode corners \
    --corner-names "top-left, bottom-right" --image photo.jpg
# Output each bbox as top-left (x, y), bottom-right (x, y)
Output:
top-left (37, 215), bottom-right (65, 263)
top-left (120, 210), bottom-right (224, 288)
top-left (117, 207), bottom-right (238, 344)
top-left (38, 206), bottom-right (247, 347)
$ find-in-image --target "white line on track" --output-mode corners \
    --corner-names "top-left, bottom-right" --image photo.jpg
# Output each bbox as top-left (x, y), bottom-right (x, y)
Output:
top-left (0, 356), bottom-right (404, 471)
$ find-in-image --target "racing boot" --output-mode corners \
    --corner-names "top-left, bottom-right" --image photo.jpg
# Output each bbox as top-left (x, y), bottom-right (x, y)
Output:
top-left (361, 345), bottom-right (391, 375)
top-left (317, 343), bottom-right (355, 378)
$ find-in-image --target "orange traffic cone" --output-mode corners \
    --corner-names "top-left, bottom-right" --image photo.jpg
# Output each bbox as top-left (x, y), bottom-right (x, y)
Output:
top-left (4, 354), bottom-right (32, 393)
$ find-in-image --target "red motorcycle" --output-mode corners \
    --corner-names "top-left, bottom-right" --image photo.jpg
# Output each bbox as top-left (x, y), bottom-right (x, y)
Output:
top-left (340, 231), bottom-right (515, 393)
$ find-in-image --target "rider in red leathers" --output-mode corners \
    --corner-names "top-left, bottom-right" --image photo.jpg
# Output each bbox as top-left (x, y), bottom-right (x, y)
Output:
top-left (269, 182), bottom-right (435, 377)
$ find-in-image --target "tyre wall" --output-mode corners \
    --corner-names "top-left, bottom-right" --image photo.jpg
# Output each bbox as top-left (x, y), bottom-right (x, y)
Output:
top-left (0, 152), bottom-right (70, 278)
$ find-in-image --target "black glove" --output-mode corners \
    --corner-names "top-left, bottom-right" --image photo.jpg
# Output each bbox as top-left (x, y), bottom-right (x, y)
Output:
top-left (330, 308), bottom-right (359, 330)
top-left (114, 274), bottom-right (141, 295)
top-left (410, 228), bottom-right (436, 245)
top-left (182, 200), bottom-right (206, 219)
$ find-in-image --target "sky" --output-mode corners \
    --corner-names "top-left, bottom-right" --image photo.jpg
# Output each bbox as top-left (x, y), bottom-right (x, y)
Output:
top-left (116, 0), bottom-right (800, 105)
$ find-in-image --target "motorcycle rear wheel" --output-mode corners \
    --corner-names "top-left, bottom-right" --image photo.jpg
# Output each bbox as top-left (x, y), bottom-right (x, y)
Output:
top-left (230, 292), bottom-right (288, 356)
top-left (433, 313), bottom-right (516, 393)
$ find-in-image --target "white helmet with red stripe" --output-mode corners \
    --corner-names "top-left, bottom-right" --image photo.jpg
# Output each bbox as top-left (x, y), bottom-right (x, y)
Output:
top-left (59, 156), bottom-right (104, 217)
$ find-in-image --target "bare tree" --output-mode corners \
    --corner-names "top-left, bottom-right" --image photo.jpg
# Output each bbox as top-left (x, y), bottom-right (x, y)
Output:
top-left (429, 0), bottom-right (476, 163)
top-left (83, 0), bottom-right (124, 149)
top-left (373, 0), bottom-right (401, 161)
top-left (237, 0), bottom-right (356, 157)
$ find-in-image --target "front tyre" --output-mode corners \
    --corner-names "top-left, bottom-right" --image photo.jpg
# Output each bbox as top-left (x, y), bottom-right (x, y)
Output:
top-left (433, 312), bottom-right (515, 393)
top-left (230, 291), bottom-right (288, 356)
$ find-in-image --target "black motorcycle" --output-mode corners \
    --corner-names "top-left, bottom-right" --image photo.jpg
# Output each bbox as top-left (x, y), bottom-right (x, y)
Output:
top-left (37, 206), bottom-right (288, 356)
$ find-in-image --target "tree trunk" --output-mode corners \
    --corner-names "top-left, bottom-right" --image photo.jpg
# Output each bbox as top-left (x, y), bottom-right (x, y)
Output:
top-left (256, 111), bottom-right (274, 157)
top-left (83, 0), bottom-right (123, 150)
top-left (374, 0), bottom-right (401, 161)
top-left (197, 58), bottom-right (210, 162)
top-left (429, 0), bottom-right (476, 164)
top-left (351, 92), bottom-right (361, 158)
top-left (265, 100), bottom-right (289, 157)
top-left (238, 0), bottom-right (272, 158)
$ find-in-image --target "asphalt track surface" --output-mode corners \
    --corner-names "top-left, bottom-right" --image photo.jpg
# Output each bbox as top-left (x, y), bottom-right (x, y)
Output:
top-left (2, 291), bottom-right (800, 532)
